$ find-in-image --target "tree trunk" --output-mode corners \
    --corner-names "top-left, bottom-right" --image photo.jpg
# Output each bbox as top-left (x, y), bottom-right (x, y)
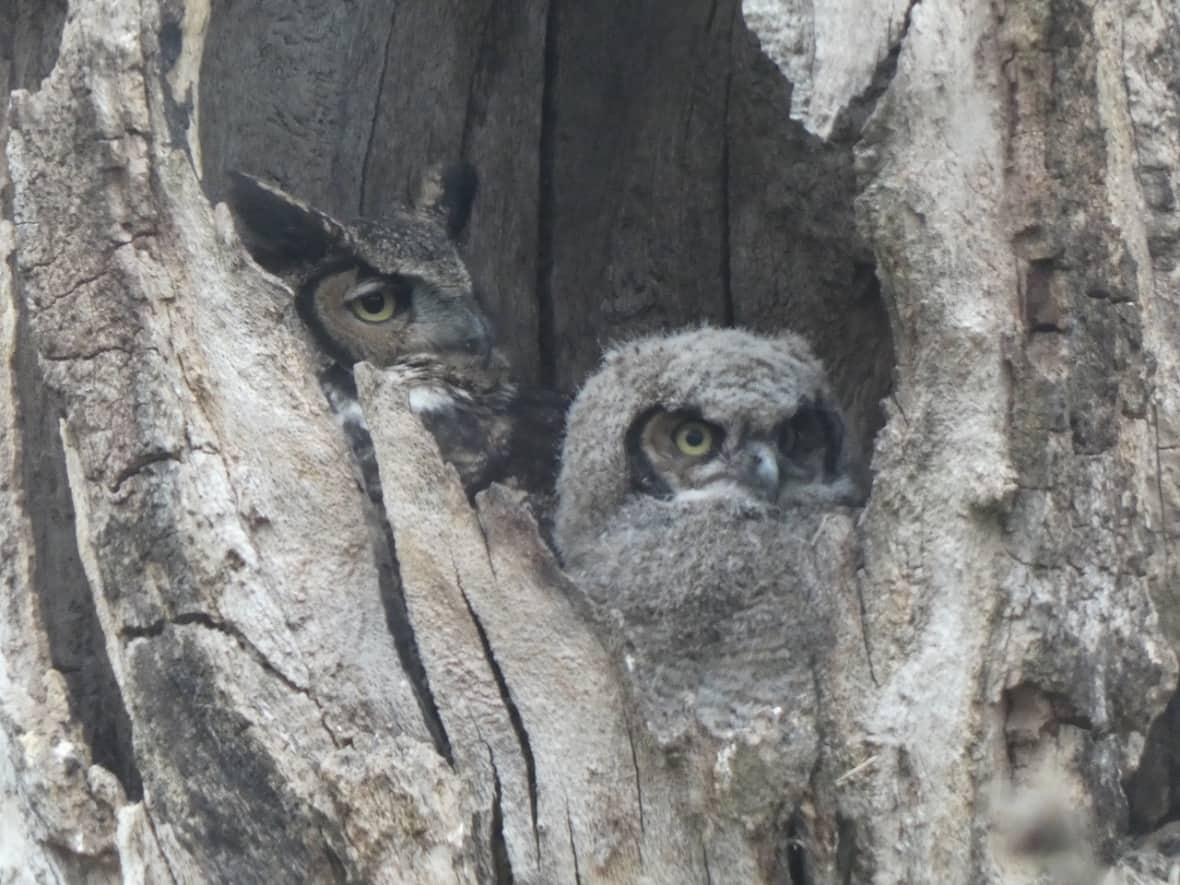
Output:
top-left (2, 0), bottom-right (1178, 882)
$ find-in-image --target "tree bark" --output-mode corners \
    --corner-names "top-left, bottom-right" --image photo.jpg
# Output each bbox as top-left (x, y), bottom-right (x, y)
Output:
top-left (2, 0), bottom-right (1178, 882)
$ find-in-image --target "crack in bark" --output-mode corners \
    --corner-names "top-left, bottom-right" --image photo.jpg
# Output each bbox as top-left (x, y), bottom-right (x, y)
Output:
top-left (565, 800), bottom-right (582, 885)
top-left (117, 611), bottom-right (353, 744)
top-left (453, 558), bottom-right (540, 853)
top-left (316, 369), bottom-right (453, 762)
top-left (373, 511), bottom-right (454, 763)
top-left (834, 813), bottom-right (859, 883)
top-left (110, 448), bottom-right (182, 492)
top-left (41, 344), bottom-right (135, 362)
top-left (47, 267), bottom-right (112, 302)
top-left (122, 612), bottom-right (290, 676)
top-left (830, 0), bottom-right (922, 143)
top-left (1003, 547), bottom-right (1041, 570)
top-left (27, 236), bottom-right (152, 306)
top-left (485, 746), bottom-right (516, 885)
top-left (36, 844), bottom-right (66, 885)
top-left (853, 574), bottom-right (879, 686)
top-left (358, 7), bottom-right (398, 216)
top-left (15, 287), bottom-right (143, 801)
top-left (888, 392), bottom-right (909, 427)
top-left (535, 0), bottom-right (559, 387)
top-left (785, 804), bottom-right (811, 884)
top-left (143, 810), bottom-right (180, 885)
top-left (626, 722), bottom-right (646, 838)
top-left (318, 833), bottom-right (348, 885)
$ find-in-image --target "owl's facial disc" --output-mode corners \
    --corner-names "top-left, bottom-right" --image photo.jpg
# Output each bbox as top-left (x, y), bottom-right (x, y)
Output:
top-left (627, 404), bottom-right (844, 506)
top-left (628, 409), bottom-right (736, 502)
top-left (303, 266), bottom-right (495, 368)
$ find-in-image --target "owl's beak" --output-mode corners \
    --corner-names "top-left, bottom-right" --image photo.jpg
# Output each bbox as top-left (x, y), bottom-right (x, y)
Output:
top-left (465, 313), bottom-right (497, 369)
top-left (740, 442), bottom-right (781, 502)
top-left (463, 320), bottom-right (493, 361)
top-left (438, 306), bottom-right (495, 364)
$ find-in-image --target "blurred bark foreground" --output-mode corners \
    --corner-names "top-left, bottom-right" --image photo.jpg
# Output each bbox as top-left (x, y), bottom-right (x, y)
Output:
top-left (3, 0), bottom-right (1180, 883)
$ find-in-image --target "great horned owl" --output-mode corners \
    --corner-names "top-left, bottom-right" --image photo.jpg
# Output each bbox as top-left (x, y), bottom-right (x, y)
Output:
top-left (554, 327), bottom-right (857, 813)
top-left (556, 326), bottom-right (856, 559)
top-left (226, 166), bottom-right (565, 506)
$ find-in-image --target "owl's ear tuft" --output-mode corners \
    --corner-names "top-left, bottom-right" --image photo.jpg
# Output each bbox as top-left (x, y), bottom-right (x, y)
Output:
top-left (225, 170), bottom-right (346, 272)
top-left (416, 162), bottom-right (478, 239)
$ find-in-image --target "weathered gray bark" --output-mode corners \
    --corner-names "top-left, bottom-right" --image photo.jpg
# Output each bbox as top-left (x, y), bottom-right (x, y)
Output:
top-left (2, 0), bottom-right (1179, 882)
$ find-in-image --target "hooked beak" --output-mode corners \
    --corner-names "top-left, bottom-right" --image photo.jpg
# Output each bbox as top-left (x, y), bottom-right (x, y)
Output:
top-left (740, 442), bottom-right (781, 502)
top-left (436, 303), bottom-right (495, 366)
top-left (462, 310), bottom-right (494, 364)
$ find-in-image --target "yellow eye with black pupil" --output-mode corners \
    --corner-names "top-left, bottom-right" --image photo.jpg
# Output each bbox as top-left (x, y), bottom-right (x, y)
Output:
top-left (674, 421), bottom-right (714, 456)
top-left (350, 290), bottom-right (396, 323)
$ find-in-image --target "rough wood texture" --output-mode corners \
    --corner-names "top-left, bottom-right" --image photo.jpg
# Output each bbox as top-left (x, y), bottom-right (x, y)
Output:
top-left (3, 0), bottom-right (1180, 882)
top-left (4, 1), bottom-right (448, 878)
top-left (845, 1), bottom-right (1180, 881)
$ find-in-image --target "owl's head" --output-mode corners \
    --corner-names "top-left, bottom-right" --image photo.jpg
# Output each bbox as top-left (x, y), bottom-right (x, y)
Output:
top-left (227, 164), bottom-right (499, 374)
top-left (555, 327), bottom-right (856, 557)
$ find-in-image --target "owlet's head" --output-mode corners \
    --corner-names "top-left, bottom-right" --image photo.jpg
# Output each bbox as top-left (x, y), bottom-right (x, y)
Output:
top-left (227, 164), bottom-right (499, 374)
top-left (626, 398), bottom-right (841, 504)
top-left (555, 327), bottom-right (856, 557)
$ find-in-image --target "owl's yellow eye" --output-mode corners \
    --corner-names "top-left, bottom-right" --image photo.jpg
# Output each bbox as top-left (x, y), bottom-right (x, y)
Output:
top-left (349, 288), bottom-right (397, 323)
top-left (674, 421), bottom-right (715, 457)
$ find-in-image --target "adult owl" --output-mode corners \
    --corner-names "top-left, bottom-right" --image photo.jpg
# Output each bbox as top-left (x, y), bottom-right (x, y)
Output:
top-left (226, 165), bottom-right (564, 507)
top-left (554, 327), bottom-right (858, 819)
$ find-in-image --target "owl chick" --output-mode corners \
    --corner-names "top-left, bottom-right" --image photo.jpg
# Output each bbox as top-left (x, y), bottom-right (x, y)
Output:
top-left (226, 166), bottom-right (565, 505)
top-left (556, 326), bottom-right (856, 562)
top-left (554, 327), bottom-right (856, 814)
